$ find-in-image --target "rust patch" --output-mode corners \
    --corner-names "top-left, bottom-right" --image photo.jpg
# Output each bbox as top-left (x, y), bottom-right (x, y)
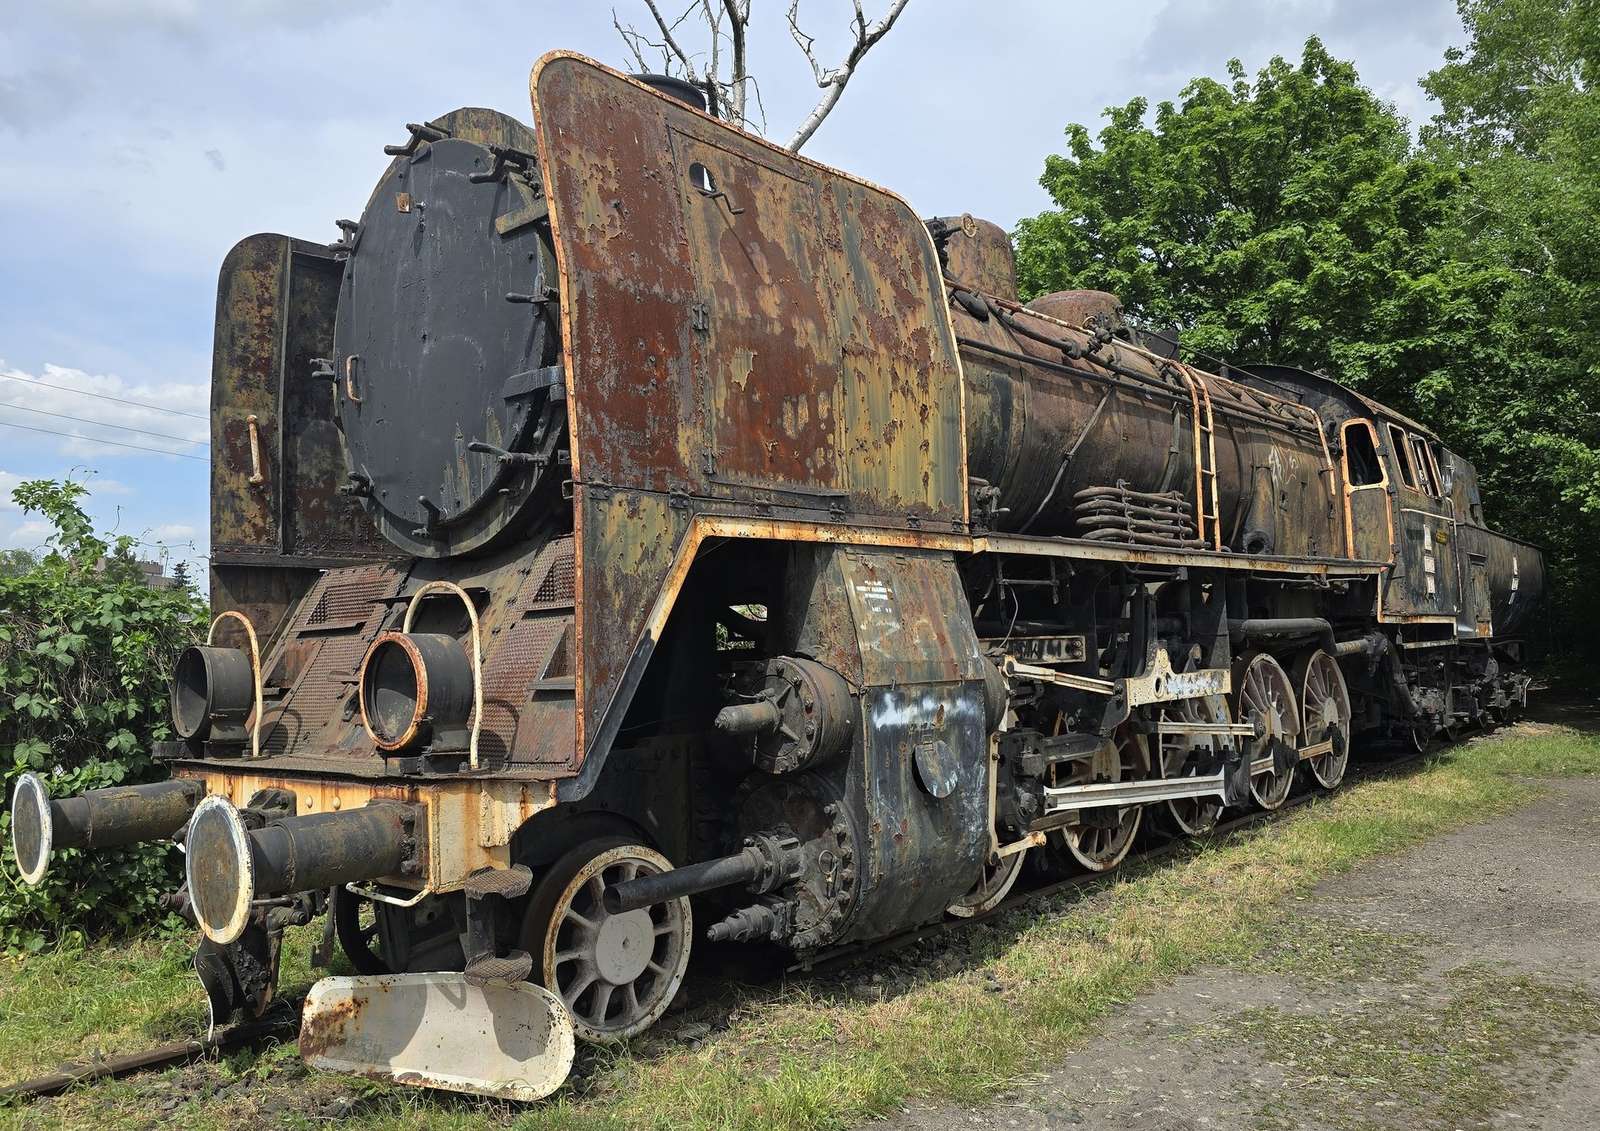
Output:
top-left (298, 993), bottom-right (359, 1060)
top-left (531, 54), bottom-right (967, 757)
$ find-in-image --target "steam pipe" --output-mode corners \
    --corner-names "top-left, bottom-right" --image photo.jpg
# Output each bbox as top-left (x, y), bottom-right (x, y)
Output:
top-left (1228, 617), bottom-right (1334, 644)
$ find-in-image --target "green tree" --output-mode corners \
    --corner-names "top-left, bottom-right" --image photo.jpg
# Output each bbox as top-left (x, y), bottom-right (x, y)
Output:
top-left (1416, 0), bottom-right (1600, 610)
top-left (0, 480), bottom-right (205, 951)
top-left (1013, 36), bottom-right (1483, 404)
top-left (0, 549), bottom-right (37, 579)
top-left (1014, 28), bottom-right (1600, 646)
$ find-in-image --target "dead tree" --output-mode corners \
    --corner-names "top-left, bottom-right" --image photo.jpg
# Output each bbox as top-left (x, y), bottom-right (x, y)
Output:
top-left (612, 0), bottom-right (911, 152)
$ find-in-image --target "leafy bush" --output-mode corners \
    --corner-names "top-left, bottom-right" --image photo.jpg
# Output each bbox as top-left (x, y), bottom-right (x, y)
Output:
top-left (0, 480), bottom-right (206, 952)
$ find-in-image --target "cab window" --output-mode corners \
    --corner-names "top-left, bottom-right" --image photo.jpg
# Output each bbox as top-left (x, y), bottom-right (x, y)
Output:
top-left (1387, 423), bottom-right (1419, 490)
top-left (1343, 420), bottom-right (1384, 486)
top-left (1410, 434), bottom-right (1442, 497)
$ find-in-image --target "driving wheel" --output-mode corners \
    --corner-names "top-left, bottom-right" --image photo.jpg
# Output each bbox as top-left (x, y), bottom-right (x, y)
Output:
top-left (1294, 649), bottom-right (1352, 789)
top-left (1234, 652), bottom-right (1300, 810)
top-left (520, 837), bottom-right (692, 1042)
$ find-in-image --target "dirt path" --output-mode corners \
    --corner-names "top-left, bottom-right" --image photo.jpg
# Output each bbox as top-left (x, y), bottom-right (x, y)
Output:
top-left (881, 773), bottom-right (1600, 1131)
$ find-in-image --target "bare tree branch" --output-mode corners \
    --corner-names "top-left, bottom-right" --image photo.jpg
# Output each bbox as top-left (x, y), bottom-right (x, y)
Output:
top-left (739, 71), bottom-right (769, 133)
top-left (721, 0), bottom-right (751, 126)
top-left (612, 10), bottom-right (654, 73)
top-left (786, 1), bottom-right (826, 84)
top-left (641, 0), bottom-right (701, 79)
top-left (611, 0), bottom-right (908, 145)
top-left (785, 0), bottom-right (911, 151)
top-left (701, 0), bottom-right (723, 113)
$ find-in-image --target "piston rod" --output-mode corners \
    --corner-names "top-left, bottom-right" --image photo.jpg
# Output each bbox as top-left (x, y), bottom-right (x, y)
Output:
top-left (603, 834), bottom-right (801, 915)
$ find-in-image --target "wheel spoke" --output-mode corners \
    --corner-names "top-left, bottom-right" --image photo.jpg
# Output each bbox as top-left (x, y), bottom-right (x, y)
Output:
top-left (589, 981), bottom-right (615, 1023)
top-left (531, 843), bottom-right (694, 1041)
top-left (564, 969), bottom-right (597, 1006)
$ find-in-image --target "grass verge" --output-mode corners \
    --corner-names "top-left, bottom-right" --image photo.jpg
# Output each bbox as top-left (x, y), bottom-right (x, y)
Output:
top-left (3, 721), bottom-right (1598, 1131)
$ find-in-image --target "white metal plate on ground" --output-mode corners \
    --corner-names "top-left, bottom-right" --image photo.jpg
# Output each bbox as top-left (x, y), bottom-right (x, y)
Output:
top-left (300, 973), bottom-right (575, 1101)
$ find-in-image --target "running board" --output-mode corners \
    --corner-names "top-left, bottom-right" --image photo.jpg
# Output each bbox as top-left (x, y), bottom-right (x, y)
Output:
top-left (300, 973), bottom-right (574, 1101)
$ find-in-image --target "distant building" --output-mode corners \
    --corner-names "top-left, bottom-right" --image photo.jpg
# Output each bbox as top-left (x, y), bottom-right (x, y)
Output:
top-left (92, 557), bottom-right (177, 589)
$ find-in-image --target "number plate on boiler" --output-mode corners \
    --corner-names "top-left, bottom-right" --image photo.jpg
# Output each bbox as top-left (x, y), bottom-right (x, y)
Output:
top-left (1000, 635), bottom-right (1088, 665)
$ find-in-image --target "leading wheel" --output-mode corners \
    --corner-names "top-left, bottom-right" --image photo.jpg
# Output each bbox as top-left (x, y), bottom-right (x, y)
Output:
top-left (1234, 652), bottom-right (1299, 811)
top-left (332, 886), bottom-right (392, 975)
top-left (1295, 650), bottom-right (1352, 790)
top-left (519, 837), bottom-right (692, 1042)
top-left (1053, 729), bottom-right (1149, 872)
top-left (948, 843), bottom-right (1027, 918)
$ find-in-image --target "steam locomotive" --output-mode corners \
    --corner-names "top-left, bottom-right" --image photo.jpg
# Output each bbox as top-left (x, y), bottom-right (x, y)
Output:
top-left (9, 54), bottom-right (1543, 1099)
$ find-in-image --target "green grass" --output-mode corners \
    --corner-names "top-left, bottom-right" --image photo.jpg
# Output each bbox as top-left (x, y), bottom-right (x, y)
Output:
top-left (4, 722), bottom-right (1599, 1131)
top-left (1191, 963), bottom-right (1600, 1130)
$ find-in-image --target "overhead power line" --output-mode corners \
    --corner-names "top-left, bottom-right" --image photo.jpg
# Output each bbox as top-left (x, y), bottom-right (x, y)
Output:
top-left (0, 370), bottom-right (209, 421)
top-left (0, 419), bottom-right (210, 461)
top-left (0, 402), bottom-right (209, 447)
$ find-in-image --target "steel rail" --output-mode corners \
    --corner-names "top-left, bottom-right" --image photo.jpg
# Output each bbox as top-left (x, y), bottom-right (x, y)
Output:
top-left (0, 999), bottom-right (303, 1102)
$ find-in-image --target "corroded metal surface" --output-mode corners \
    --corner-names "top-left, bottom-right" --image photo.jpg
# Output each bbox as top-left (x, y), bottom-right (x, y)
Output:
top-left (210, 235), bottom-right (391, 568)
top-left (833, 548), bottom-right (989, 942)
top-left (300, 974), bottom-right (574, 1101)
top-left (953, 283), bottom-right (1339, 558)
top-left (530, 53), bottom-right (966, 759)
top-left (174, 767), bottom-right (555, 891)
top-left (208, 536), bottom-right (582, 776)
top-left (933, 214), bottom-right (1018, 300)
top-left (209, 233), bottom-right (392, 638)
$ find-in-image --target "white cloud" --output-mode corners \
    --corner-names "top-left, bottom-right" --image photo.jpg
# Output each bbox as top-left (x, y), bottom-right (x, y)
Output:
top-left (0, 470), bottom-right (20, 508)
top-left (0, 358), bottom-right (207, 461)
top-left (151, 522), bottom-right (198, 543)
top-left (87, 476), bottom-right (134, 496)
top-left (5, 519), bottom-right (52, 548)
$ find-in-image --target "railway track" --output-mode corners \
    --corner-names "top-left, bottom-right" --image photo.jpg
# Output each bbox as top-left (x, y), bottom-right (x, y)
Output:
top-left (0, 1000), bottom-right (303, 1102)
top-left (2, 743), bottom-right (1435, 1104)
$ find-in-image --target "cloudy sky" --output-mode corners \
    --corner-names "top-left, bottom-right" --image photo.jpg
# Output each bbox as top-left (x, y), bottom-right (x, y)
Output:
top-left (0, 0), bottom-right (1466, 581)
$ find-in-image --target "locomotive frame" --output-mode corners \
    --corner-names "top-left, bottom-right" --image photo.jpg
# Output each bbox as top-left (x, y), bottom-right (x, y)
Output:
top-left (9, 53), bottom-right (1542, 1099)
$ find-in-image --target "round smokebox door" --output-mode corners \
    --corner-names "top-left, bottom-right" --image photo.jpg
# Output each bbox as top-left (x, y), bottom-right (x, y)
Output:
top-left (334, 123), bottom-right (559, 556)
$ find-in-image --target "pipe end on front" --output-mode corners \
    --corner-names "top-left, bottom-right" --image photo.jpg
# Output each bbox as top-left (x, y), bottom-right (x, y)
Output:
top-left (11, 771), bottom-right (52, 886)
top-left (185, 795), bottom-right (255, 945)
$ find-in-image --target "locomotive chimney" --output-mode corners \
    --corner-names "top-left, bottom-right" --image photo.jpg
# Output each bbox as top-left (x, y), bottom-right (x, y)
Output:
top-left (630, 72), bottom-right (710, 112)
